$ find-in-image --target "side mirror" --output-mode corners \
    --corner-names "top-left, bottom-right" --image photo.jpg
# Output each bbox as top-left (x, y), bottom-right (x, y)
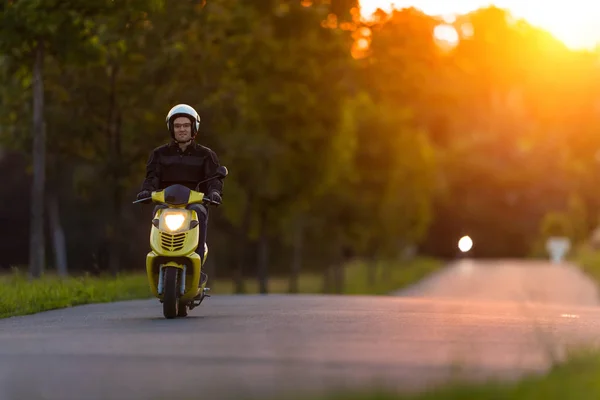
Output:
top-left (195, 165), bottom-right (229, 189)
top-left (216, 166), bottom-right (228, 178)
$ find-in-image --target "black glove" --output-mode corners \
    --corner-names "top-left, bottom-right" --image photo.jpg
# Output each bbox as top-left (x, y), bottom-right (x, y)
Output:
top-left (136, 190), bottom-right (151, 203)
top-left (206, 191), bottom-right (222, 205)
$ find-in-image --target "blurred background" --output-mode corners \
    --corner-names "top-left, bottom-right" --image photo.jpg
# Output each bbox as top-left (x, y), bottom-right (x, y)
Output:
top-left (1, 0), bottom-right (599, 291)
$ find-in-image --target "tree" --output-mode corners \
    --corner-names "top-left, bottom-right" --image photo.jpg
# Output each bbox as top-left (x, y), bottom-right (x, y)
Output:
top-left (305, 91), bottom-right (436, 289)
top-left (0, 0), bottom-right (117, 277)
top-left (194, 1), bottom-right (356, 292)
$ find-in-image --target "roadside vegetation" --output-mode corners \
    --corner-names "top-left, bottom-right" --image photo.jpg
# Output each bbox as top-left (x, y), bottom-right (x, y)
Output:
top-left (317, 351), bottom-right (600, 400)
top-left (571, 243), bottom-right (600, 286)
top-left (0, 257), bottom-right (442, 318)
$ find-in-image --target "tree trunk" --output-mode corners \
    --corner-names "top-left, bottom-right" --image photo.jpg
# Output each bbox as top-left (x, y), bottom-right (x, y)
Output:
top-left (333, 263), bottom-right (344, 294)
top-left (333, 243), bottom-right (346, 294)
top-left (368, 261), bottom-right (377, 287)
top-left (257, 211), bottom-right (269, 295)
top-left (29, 40), bottom-right (46, 279)
top-left (322, 235), bottom-right (341, 294)
top-left (289, 214), bottom-right (304, 294)
top-left (107, 62), bottom-right (122, 276)
top-left (205, 254), bottom-right (215, 287)
top-left (233, 234), bottom-right (246, 294)
top-left (47, 192), bottom-right (68, 277)
top-left (368, 245), bottom-right (379, 287)
top-left (234, 197), bottom-right (253, 294)
top-left (322, 266), bottom-right (334, 294)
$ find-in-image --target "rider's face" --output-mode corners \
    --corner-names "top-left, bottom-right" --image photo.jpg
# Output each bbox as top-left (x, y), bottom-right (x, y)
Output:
top-left (173, 116), bottom-right (193, 142)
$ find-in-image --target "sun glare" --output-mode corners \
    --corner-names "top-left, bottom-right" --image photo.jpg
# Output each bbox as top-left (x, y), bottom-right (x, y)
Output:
top-left (433, 24), bottom-right (459, 46)
top-left (358, 0), bottom-right (600, 50)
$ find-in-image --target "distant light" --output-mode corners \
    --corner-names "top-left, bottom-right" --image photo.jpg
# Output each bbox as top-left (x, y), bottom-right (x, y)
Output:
top-left (458, 236), bottom-right (473, 252)
top-left (434, 24), bottom-right (459, 45)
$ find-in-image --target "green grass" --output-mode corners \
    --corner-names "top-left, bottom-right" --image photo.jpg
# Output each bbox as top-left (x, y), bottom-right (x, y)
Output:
top-left (216, 257), bottom-right (442, 295)
top-left (214, 271), bottom-right (324, 294)
top-left (343, 257), bottom-right (441, 295)
top-left (306, 350), bottom-right (600, 400)
top-left (0, 257), bottom-right (442, 318)
top-left (0, 270), bottom-right (152, 318)
top-left (571, 243), bottom-right (600, 284)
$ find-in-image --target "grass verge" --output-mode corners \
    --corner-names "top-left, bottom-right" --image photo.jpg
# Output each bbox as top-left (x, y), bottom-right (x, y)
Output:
top-left (212, 256), bottom-right (442, 295)
top-left (571, 243), bottom-right (600, 284)
top-left (0, 257), bottom-right (443, 319)
top-left (305, 350), bottom-right (600, 400)
top-left (0, 270), bottom-right (152, 319)
top-left (343, 256), bottom-right (442, 295)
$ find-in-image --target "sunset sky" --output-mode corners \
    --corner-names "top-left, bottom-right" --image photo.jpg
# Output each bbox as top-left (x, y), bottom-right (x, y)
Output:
top-left (358, 0), bottom-right (600, 50)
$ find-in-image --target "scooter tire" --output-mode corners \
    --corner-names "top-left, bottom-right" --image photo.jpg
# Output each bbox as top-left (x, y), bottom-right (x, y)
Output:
top-left (162, 267), bottom-right (179, 319)
top-left (177, 302), bottom-right (188, 317)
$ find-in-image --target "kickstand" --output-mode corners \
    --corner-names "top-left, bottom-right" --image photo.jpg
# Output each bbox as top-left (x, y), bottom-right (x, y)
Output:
top-left (190, 288), bottom-right (210, 309)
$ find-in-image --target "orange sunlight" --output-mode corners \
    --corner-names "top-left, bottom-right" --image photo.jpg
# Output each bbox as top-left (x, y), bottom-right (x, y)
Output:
top-left (359, 0), bottom-right (600, 50)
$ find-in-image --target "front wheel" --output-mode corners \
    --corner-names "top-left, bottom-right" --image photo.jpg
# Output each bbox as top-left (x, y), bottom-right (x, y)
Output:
top-left (162, 267), bottom-right (179, 319)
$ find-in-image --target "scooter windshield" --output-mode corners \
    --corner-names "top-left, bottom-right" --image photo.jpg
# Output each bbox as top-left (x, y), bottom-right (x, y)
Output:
top-left (162, 184), bottom-right (191, 206)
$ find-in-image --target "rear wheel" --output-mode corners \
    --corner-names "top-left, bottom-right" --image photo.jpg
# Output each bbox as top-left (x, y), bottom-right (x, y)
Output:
top-left (162, 267), bottom-right (179, 319)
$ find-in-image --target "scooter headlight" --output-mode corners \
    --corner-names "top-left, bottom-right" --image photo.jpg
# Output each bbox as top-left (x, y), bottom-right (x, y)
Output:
top-left (160, 210), bottom-right (190, 233)
top-left (165, 214), bottom-right (185, 231)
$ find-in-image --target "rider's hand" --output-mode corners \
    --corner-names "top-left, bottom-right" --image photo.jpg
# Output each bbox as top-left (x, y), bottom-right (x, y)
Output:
top-left (206, 191), bottom-right (222, 205)
top-left (137, 190), bottom-right (152, 203)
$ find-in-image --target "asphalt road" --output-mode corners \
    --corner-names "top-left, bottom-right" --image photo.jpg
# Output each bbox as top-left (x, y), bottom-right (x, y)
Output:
top-left (2, 259), bottom-right (600, 400)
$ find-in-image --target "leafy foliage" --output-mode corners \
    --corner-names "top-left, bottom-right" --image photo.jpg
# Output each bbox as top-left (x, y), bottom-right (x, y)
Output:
top-left (1, 1), bottom-right (598, 281)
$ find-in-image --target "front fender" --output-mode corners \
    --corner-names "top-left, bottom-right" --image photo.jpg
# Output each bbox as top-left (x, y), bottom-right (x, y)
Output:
top-left (146, 253), bottom-right (202, 301)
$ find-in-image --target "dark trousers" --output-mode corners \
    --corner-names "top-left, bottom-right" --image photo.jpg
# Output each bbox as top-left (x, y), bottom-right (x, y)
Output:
top-left (153, 204), bottom-right (208, 261)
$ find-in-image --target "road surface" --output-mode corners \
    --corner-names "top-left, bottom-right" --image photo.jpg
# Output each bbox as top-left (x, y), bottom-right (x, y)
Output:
top-left (2, 259), bottom-right (600, 400)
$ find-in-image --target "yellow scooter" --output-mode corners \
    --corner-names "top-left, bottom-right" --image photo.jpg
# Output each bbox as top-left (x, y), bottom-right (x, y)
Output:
top-left (133, 166), bottom-right (228, 319)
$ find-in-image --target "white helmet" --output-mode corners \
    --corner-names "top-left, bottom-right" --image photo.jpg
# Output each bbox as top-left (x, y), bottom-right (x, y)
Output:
top-left (165, 104), bottom-right (201, 138)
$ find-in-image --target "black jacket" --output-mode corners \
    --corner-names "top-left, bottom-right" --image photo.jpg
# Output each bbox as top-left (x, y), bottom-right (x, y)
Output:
top-left (140, 141), bottom-right (224, 196)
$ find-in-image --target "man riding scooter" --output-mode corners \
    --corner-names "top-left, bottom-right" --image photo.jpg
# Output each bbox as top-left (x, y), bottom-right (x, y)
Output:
top-left (136, 104), bottom-right (224, 287)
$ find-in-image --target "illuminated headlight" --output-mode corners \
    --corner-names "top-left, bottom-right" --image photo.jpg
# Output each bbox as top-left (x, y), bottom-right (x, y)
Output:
top-left (160, 210), bottom-right (190, 233)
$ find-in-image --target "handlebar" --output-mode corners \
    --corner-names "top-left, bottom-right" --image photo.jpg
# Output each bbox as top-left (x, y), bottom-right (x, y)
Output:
top-left (132, 197), bottom-right (220, 206)
top-left (203, 198), bottom-right (221, 206)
